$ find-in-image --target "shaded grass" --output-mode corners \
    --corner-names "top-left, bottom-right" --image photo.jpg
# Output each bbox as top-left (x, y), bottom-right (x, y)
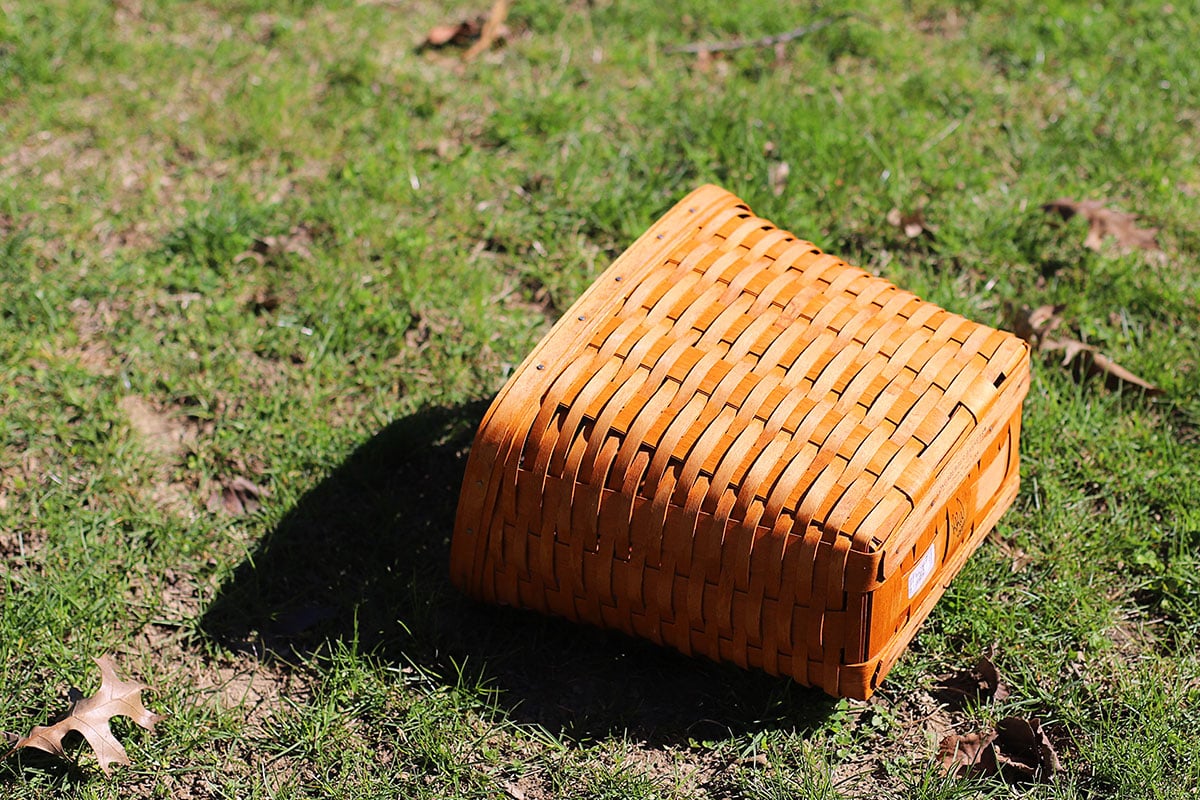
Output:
top-left (1, 0), bottom-right (1198, 797)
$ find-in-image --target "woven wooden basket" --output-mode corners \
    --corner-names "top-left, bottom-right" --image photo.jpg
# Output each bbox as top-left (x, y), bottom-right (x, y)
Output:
top-left (450, 185), bottom-right (1030, 699)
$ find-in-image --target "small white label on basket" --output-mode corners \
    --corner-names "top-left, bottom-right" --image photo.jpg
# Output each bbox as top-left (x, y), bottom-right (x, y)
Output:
top-left (908, 543), bottom-right (937, 599)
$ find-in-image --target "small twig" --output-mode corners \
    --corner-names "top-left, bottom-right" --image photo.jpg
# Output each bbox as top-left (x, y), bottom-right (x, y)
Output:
top-left (464, 0), bottom-right (511, 61)
top-left (666, 14), bottom-right (848, 55)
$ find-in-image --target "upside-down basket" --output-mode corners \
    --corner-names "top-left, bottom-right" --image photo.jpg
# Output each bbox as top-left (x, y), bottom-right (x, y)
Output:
top-left (450, 185), bottom-right (1030, 699)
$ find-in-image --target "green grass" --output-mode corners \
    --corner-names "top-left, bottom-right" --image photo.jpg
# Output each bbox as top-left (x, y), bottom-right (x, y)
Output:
top-left (1, 0), bottom-right (1198, 797)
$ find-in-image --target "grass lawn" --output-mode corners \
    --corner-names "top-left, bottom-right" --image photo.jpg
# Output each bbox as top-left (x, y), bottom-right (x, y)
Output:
top-left (2, 0), bottom-right (1198, 797)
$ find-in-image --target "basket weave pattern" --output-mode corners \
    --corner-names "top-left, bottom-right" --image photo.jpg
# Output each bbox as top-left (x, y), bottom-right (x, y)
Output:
top-left (451, 185), bottom-right (1030, 698)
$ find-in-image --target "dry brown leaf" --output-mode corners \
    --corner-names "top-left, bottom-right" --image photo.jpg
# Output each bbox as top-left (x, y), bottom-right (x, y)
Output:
top-left (1085, 350), bottom-right (1163, 395)
top-left (5, 656), bottom-right (164, 775)
top-left (1043, 337), bottom-right (1163, 395)
top-left (1041, 199), bottom-right (1162, 255)
top-left (501, 780), bottom-right (527, 800)
top-left (886, 207), bottom-right (936, 239)
top-left (1011, 304), bottom-right (1066, 349)
top-left (421, 19), bottom-right (481, 49)
top-left (235, 225), bottom-right (314, 266)
top-left (992, 717), bottom-right (1061, 783)
top-left (934, 656), bottom-right (1010, 708)
top-left (207, 476), bottom-right (267, 515)
top-left (1010, 305), bottom-right (1162, 395)
top-left (420, 5), bottom-right (511, 56)
top-left (464, 0), bottom-right (511, 61)
top-left (939, 718), bottom-right (1060, 784)
top-left (938, 730), bottom-right (996, 776)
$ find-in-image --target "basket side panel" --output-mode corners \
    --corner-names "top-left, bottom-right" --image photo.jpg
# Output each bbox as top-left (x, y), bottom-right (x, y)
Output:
top-left (844, 363), bottom-right (1029, 698)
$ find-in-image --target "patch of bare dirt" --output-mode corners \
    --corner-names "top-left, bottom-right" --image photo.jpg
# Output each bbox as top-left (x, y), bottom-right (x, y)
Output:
top-left (248, 351), bottom-right (295, 392)
top-left (158, 568), bottom-right (206, 625)
top-left (148, 481), bottom-right (197, 519)
top-left (94, 220), bottom-right (158, 257)
top-left (115, 386), bottom-right (223, 520)
top-left (0, 451), bottom-right (61, 519)
top-left (0, 131), bottom-right (95, 186)
top-left (196, 654), bottom-right (312, 732)
top-left (0, 528), bottom-right (48, 567)
top-left (121, 618), bottom-right (315, 798)
top-left (594, 741), bottom-right (725, 799)
top-left (64, 297), bottom-right (126, 375)
top-left (1104, 608), bottom-right (1160, 662)
top-left (915, 7), bottom-right (967, 38)
top-left (120, 396), bottom-right (198, 459)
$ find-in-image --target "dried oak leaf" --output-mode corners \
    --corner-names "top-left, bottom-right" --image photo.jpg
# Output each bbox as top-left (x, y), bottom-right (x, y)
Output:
top-left (1010, 305), bottom-right (1162, 395)
top-left (235, 224), bottom-right (314, 266)
top-left (887, 207), bottom-right (936, 239)
top-left (934, 656), bottom-right (1010, 708)
top-left (464, 0), bottom-right (512, 61)
top-left (5, 656), bottom-right (164, 775)
top-left (1043, 338), bottom-right (1163, 395)
top-left (419, 5), bottom-right (512, 56)
top-left (938, 718), bottom-right (1060, 784)
top-left (992, 717), bottom-right (1061, 783)
top-left (938, 730), bottom-right (996, 776)
top-left (421, 19), bottom-right (481, 49)
top-left (1011, 304), bottom-right (1065, 349)
top-left (1041, 199), bottom-right (1161, 255)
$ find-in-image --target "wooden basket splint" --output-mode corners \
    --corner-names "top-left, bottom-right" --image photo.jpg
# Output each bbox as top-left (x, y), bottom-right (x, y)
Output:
top-left (450, 185), bottom-right (1030, 699)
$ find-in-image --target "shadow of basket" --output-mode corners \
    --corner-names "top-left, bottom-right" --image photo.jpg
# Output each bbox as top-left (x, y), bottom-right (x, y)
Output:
top-left (199, 401), bottom-right (836, 743)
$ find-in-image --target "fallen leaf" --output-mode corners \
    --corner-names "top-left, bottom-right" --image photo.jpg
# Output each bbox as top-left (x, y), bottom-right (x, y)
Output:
top-left (421, 19), bottom-right (481, 48)
top-left (1011, 304), bottom-right (1065, 349)
top-left (740, 752), bottom-right (770, 768)
top-left (235, 224), bottom-right (314, 266)
top-left (1041, 199), bottom-right (1161, 255)
top-left (1085, 350), bottom-right (1163, 395)
top-left (1010, 306), bottom-right (1162, 395)
top-left (207, 476), bottom-right (267, 515)
top-left (938, 718), bottom-right (1060, 784)
top-left (5, 655), bottom-right (164, 775)
top-left (1043, 338), bottom-right (1163, 395)
top-left (886, 207), bottom-right (936, 239)
top-left (419, 5), bottom-right (511, 56)
top-left (938, 731), bottom-right (996, 776)
top-left (464, 0), bottom-right (511, 61)
top-left (934, 656), bottom-right (1010, 708)
top-left (992, 717), bottom-right (1061, 783)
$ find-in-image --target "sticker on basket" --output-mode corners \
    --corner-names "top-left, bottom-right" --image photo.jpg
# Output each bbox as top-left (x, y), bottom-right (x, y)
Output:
top-left (908, 542), bottom-right (937, 599)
